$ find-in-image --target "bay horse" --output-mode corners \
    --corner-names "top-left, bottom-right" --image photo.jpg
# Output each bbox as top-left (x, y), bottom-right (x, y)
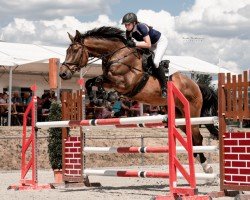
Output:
top-left (59, 27), bottom-right (218, 173)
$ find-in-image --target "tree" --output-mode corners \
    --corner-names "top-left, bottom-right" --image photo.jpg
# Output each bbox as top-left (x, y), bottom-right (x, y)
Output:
top-left (194, 74), bottom-right (213, 86)
top-left (47, 101), bottom-right (62, 170)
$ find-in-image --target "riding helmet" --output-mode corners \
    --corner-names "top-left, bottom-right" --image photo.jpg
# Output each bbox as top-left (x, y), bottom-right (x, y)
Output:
top-left (122, 12), bottom-right (138, 24)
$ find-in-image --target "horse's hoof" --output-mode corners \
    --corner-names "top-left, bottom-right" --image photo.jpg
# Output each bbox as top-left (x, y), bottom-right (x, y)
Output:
top-left (203, 165), bottom-right (213, 174)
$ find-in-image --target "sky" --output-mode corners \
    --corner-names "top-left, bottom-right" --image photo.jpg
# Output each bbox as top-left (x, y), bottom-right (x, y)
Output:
top-left (0, 0), bottom-right (249, 73)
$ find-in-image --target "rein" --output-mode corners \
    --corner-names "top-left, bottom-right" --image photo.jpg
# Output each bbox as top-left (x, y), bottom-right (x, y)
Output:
top-left (86, 45), bottom-right (142, 73)
top-left (105, 50), bottom-right (142, 72)
top-left (63, 40), bottom-right (144, 74)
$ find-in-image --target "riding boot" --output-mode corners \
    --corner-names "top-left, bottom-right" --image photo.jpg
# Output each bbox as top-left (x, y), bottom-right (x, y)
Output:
top-left (155, 65), bottom-right (167, 98)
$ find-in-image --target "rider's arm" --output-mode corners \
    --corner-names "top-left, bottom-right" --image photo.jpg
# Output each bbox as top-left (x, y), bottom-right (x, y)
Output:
top-left (134, 23), bottom-right (151, 49)
top-left (135, 35), bottom-right (151, 48)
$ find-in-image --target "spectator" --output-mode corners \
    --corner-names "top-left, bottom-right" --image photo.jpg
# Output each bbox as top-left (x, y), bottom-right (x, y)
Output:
top-left (41, 92), bottom-right (51, 111)
top-left (149, 105), bottom-right (159, 115)
top-left (10, 91), bottom-right (21, 113)
top-left (22, 92), bottom-right (32, 105)
top-left (158, 106), bottom-right (167, 114)
top-left (12, 91), bottom-right (22, 104)
top-left (50, 91), bottom-right (57, 101)
top-left (129, 101), bottom-right (140, 117)
top-left (0, 93), bottom-right (9, 114)
top-left (0, 93), bottom-right (7, 104)
top-left (112, 97), bottom-right (129, 117)
top-left (122, 96), bottom-right (132, 109)
top-left (95, 101), bottom-right (113, 119)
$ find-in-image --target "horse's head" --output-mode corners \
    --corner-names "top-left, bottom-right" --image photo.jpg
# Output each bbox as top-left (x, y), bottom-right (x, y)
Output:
top-left (60, 30), bottom-right (89, 80)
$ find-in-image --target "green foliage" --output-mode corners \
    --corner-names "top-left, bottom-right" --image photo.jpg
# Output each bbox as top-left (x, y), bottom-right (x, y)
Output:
top-left (194, 74), bottom-right (213, 86)
top-left (47, 101), bottom-right (62, 170)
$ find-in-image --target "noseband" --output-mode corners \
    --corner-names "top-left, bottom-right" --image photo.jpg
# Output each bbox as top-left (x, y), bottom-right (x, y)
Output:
top-left (62, 43), bottom-right (87, 73)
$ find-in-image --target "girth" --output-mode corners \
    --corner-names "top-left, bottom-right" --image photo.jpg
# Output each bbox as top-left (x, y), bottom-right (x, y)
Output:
top-left (124, 73), bottom-right (150, 98)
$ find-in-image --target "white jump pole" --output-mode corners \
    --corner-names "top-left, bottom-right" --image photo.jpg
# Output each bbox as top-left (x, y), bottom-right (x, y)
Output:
top-left (83, 146), bottom-right (218, 154)
top-left (36, 116), bottom-right (218, 128)
top-left (83, 169), bottom-right (218, 180)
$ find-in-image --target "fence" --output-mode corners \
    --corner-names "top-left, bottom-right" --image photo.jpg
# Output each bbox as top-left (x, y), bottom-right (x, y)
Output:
top-left (218, 70), bottom-right (250, 193)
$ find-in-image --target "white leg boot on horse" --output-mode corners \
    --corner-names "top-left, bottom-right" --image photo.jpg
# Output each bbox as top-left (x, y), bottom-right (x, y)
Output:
top-left (192, 129), bottom-right (213, 173)
top-left (196, 155), bottom-right (213, 174)
top-left (178, 116), bottom-right (214, 174)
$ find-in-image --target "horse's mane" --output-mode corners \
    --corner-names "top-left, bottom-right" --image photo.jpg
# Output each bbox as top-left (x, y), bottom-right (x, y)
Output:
top-left (81, 26), bottom-right (127, 44)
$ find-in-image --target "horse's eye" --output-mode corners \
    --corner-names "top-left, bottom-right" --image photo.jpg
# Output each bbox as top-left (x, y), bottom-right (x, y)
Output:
top-left (74, 66), bottom-right (79, 71)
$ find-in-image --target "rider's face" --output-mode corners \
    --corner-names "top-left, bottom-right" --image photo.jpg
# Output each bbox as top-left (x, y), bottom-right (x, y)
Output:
top-left (124, 23), bottom-right (134, 31)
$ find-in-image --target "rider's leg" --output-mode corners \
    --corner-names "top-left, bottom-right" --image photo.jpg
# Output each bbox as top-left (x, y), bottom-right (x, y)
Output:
top-left (155, 65), bottom-right (167, 98)
top-left (152, 35), bottom-right (168, 98)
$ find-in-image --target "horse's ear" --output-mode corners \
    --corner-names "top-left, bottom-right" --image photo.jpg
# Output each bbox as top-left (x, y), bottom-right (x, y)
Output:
top-left (76, 30), bottom-right (81, 36)
top-left (68, 32), bottom-right (74, 43)
top-left (75, 30), bottom-right (81, 41)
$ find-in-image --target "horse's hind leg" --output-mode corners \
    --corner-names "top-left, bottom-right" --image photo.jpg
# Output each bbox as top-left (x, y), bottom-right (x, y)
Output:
top-left (191, 125), bottom-right (213, 173)
top-left (176, 108), bottom-right (213, 174)
top-left (177, 125), bottom-right (213, 173)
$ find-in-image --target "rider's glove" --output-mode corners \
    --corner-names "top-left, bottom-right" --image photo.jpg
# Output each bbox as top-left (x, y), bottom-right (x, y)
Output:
top-left (127, 39), bottom-right (136, 48)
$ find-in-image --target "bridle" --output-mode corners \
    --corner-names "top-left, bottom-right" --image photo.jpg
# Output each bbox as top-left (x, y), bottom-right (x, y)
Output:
top-left (62, 40), bottom-right (143, 75)
top-left (61, 43), bottom-right (88, 73)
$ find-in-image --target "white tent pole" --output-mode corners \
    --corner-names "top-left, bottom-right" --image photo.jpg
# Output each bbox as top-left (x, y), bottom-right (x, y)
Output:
top-left (8, 66), bottom-right (13, 126)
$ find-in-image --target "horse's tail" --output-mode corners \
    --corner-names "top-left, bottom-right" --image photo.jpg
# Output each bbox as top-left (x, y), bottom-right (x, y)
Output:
top-left (199, 84), bottom-right (219, 140)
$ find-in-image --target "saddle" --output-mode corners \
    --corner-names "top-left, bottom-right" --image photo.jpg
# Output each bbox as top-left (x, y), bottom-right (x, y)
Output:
top-left (140, 49), bottom-right (170, 79)
top-left (140, 49), bottom-right (154, 73)
top-left (124, 50), bottom-right (170, 98)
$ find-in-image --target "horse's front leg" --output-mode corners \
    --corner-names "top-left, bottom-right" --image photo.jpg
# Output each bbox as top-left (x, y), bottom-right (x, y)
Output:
top-left (86, 76), bottom-right (111, 105)
top-left (85, 77), bottom-right (97, 103)
top-left (191, 125), bottom-right (213, 174)
top-left (95, 76), bottom-right (107, 97)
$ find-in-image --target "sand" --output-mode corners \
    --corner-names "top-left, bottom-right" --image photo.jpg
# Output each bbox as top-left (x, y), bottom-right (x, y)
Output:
top-left (1, 126), bottom-right (249, 199)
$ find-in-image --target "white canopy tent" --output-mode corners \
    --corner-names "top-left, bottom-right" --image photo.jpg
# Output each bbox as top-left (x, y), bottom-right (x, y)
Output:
top-left (166, 55), bottom-right (233, 75)
top-left (0, 41), bottom-right (233, 74)
top-left (0, 42), bottom-right (66, 126)
top-left (0, 41), bottom-right (235, 126)
top-left (0, 42), bottom-right (65, 66)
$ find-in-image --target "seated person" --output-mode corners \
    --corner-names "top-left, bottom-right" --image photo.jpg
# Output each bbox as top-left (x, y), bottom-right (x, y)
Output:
top-left (0, 92), bottom-right (8, 114)
top-left (149, 105), bottom-right (159, 115)
top-left (11, 91), bottom-right (22, 104)
top-left (11, 91), bottom-right (22, 113)
top-left (112, 97), bottom-right (129, 117)
top-left (158, 106), bottom-right (167, 114)
top-left (129, 101), bottom-right (140, 117)
top-left (94, 101), bottom-right (113, 119)
top-left (22, 92), bottom-right (32, 105)
top-left (41, 92), bottom-right (52, 113)
top-left (0, 92), bottom-right (18, 114)
top-left (0, 92), bottom-right (7, 104)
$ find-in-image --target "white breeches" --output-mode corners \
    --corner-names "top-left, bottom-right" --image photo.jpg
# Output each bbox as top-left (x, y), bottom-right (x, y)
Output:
top-left (151, 35), bottom-right (168, 68)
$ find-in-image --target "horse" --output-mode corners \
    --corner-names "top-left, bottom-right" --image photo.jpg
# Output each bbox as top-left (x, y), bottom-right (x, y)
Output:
top-left (59, 26), bottom-right (218, 173)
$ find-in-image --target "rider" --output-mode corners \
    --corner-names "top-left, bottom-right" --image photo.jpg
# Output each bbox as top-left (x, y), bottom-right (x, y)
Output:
top-left (122, 12), bottom-right (168, 98)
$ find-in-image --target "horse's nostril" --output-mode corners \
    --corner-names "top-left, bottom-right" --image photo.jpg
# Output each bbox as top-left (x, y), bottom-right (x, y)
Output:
top-left (60, 72), bottom-right (67, 78)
